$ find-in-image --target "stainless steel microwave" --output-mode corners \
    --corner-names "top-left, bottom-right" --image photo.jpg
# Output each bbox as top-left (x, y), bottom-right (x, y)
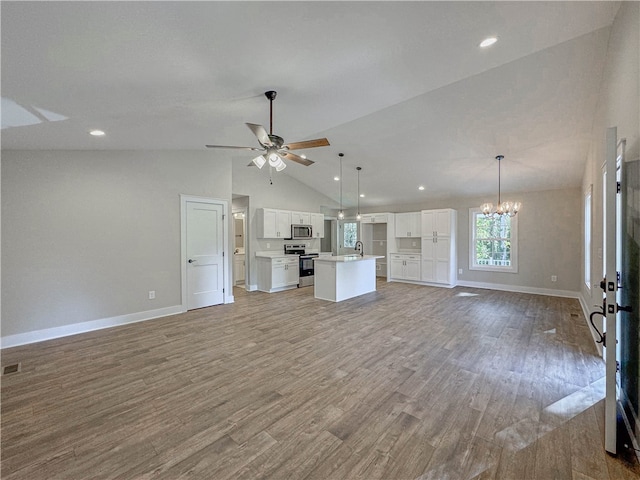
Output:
top-left (291, 224), bottom-right (313, 239)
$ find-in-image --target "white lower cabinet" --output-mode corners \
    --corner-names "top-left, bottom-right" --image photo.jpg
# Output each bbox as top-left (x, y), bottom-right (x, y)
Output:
top-left (257, 257), bottom-right (299, 292)
top-left (233, 254), bottom-right (245, 284)
top-left (390, 253), bottom-right (421, 281)
top-left (421, 236), bottom-right (455, 285)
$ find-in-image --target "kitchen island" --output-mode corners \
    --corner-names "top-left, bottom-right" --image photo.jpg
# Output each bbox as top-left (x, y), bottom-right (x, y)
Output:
top-left (313, 255), bottom-right (383, 302)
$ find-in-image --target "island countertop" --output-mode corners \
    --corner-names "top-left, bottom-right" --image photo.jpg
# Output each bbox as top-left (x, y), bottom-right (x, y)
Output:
top-left (313, 254), bottom-right (383, 263)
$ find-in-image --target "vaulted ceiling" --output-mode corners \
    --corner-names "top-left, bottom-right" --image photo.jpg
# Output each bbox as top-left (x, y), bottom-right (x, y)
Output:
top-left (1, 1), bottom-right (620, 207)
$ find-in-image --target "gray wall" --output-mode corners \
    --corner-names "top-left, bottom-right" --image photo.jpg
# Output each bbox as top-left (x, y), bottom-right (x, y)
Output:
top-left (355, 188), bottom-right (581, 293)
top-left (580, 2), bottom-right (639, 343)
top-left (2, 150), bottom-right (232, 338)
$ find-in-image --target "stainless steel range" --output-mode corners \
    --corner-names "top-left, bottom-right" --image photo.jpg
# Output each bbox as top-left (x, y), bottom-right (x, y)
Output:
top-left (284, 244), bottom-right (318, 287)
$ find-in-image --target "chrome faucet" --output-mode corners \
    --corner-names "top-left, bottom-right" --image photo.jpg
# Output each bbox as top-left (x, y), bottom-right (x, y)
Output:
top-left (355, 241), bottom-right (364, 256)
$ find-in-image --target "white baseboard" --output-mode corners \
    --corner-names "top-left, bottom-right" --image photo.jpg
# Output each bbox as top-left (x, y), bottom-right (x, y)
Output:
top-left (389, 279), bottom-right (455, 288)
top-left (456, 280), bottom-right (580, 299)
top-left (1, 305), bottom-right (185, 349)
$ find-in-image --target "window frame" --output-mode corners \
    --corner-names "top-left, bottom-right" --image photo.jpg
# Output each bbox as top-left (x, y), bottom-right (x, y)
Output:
top-left (469, 207), bottom-right (518, 273)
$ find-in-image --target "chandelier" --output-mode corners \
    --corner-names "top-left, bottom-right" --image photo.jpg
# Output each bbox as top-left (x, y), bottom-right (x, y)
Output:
top-left (480, 155), bottom-right (521, 217)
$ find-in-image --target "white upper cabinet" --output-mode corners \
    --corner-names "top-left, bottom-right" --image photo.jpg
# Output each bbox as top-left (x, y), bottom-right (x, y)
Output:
top-left (421, 209), bottom-right (454, 238)
top-left (360, 213), bottom-right (390, 224)
top-left (395, 212), bottom-right (421, 237)
top-left (257, 208), bottom-right (292, 238)
top-left (291, 211), bottom-right (311, 225)
top-left (310, 213), bottom-right (325, 238)
top-left (257, 208), bottom-right (325, 239)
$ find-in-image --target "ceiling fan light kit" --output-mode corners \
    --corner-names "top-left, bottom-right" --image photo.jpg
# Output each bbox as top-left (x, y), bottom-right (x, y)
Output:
top-left (480, 155), bottom-right (521, 218)
top-left (206, 90), bottom-right (330, 180)
top-left (252, 154), bottom-right (266, 169)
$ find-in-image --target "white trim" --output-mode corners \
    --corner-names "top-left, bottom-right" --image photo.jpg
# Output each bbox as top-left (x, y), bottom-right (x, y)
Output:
top-left (180, 195), bottom-right (232, 309)
top-left (584, 185), bottom-right (593, 291)
top-left (456, 280), bottom-right (578, 299)
top-left (1, 305), bottom-right (183, 349)
top-left (604, 126), bottom-right (618, 454)
top-left (389, 279), bottom-right (455, 288)
top-left (468, 207), bottom-right (518, 274)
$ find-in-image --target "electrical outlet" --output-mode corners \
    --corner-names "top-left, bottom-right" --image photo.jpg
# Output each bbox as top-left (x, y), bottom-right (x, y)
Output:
top-left (148, 290), bottom-right (156, 299)
top-left (458, 268), bottom-right (463, 275)
top-left (266, 243), bottom-right (270, 249)
top-left (551, 275), bottom-right (557, 282)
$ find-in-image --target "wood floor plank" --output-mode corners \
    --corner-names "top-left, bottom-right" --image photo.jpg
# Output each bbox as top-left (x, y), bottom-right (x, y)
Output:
top-left (1, 281), bottom-right (638, 479)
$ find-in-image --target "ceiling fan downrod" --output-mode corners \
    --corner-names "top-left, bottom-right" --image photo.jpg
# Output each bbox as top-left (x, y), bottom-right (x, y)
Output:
top-left (265, 90), bottom-right (277, 135)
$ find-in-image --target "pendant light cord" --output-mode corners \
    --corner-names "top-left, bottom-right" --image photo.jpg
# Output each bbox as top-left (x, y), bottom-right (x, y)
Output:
top-left (497, 155), bottom-right (503, 205)
top-left (339, 153), bottom-right (344, 216)
top-left (498, 156), bottom-right (501, 205)
top-left (356, 166), bottom-right (361, 216)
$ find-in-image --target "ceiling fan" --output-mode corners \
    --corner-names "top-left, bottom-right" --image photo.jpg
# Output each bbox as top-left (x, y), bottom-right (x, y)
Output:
top-left (205, 90), bottom-right (330, 171)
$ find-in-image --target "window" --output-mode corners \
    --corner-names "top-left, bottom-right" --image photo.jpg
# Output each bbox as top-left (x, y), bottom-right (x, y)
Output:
top-left (584, 188), bottom-right (592, 290)
top-left (343, 222), bottom-right (358, 248)
top-left (469, 208), bottom-right (518, 272)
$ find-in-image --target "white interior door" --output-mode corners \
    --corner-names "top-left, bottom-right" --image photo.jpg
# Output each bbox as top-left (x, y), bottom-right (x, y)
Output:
top-left (186, 200), bottom-right (224, 309)
top-left (603, 127), bottom-right (620, 454)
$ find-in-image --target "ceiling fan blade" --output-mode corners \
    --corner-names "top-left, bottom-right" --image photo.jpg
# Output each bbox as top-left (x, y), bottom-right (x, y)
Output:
top-left (281, 151), bottom-right (314, 166)
top-left (205, 144), bottom-right (262, 151)
top-left (284, 138), bottom-right (330, 150)
top-left (246, 123), bottom-right (272, 147)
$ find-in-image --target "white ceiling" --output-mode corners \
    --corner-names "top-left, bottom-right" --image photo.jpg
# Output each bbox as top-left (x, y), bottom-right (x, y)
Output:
top-left (1, 1), bottom-right (620, 208)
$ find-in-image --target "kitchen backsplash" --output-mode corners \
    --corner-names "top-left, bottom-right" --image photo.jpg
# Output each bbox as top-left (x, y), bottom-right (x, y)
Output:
top-left (255, 238), bottom-right (321, 253)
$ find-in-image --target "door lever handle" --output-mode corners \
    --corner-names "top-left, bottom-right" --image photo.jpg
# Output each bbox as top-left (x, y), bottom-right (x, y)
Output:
top-left (188, 259), bottom-right (197, 263)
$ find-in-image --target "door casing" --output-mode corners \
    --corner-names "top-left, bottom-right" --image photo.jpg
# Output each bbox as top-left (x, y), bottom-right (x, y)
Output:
top-left (180, 194), bottom-right (232, 309)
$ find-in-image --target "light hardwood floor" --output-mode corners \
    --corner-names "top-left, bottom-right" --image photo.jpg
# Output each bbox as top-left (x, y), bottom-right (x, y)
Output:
top-left (2, 281), bottom-right (639, 479)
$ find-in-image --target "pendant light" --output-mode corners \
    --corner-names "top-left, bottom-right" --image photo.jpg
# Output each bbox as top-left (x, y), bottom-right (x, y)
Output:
top-left (338, 153), bottom-right (345, 220)
top-left (480, 155), bottom-right (521, 217)
top-left (356, 166), bottom-right (362, 221)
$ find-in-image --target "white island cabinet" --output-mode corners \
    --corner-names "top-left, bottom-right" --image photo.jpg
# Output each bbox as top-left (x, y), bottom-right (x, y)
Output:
top-left (313, 255), bottom-right (383, 302)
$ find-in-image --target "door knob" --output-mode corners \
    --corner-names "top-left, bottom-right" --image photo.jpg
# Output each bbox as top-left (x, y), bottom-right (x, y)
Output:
top-left (188, 259), bottom-right (196, 263)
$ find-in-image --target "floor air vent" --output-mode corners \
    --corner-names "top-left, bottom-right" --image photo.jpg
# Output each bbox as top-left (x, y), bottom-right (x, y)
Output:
top-left (3, 363), bottom-right (21, 375)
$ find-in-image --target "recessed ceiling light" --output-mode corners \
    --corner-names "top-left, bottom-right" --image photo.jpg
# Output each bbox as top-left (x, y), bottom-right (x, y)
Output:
top-left (89, 130), bottom-right (105, 136)
top-left (360, 194), bottom-right (365, 198)
top-left (479, 36), bottom-right (498, 48)
top-left (418, 185), bottom-right (425, 191)
top-left (334, 176), bottom-right (340, 181)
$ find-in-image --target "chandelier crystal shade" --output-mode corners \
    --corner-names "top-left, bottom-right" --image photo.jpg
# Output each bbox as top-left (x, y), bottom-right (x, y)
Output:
top-left (480, 155), bottom-right (521, 217)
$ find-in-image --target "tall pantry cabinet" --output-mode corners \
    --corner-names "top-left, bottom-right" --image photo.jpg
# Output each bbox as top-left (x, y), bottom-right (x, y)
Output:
top-left (421, 209), bottom-right (457, 286)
